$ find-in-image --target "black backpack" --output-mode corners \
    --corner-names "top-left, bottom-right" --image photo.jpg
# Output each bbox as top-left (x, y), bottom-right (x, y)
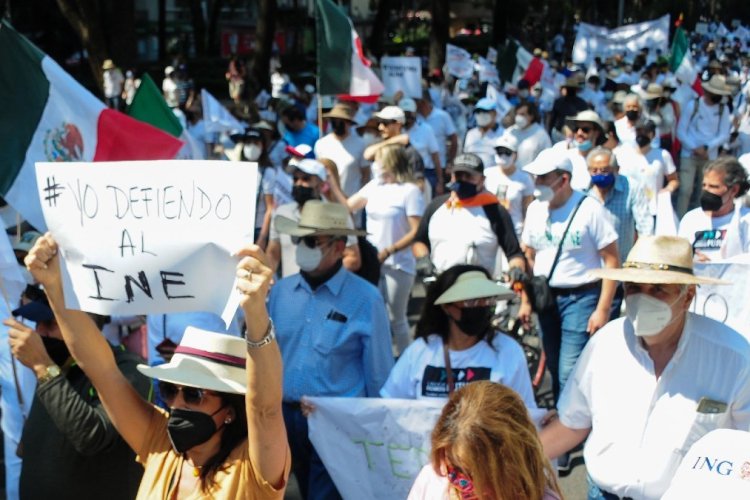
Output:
top-left (355, 236), bottom-right (381, 286)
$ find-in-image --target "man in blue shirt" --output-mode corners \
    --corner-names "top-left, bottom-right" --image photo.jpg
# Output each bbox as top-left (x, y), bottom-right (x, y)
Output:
top-left (268, 200), bottom-right (393, 500)
top-left (281, 105), bottom-right (320, 148)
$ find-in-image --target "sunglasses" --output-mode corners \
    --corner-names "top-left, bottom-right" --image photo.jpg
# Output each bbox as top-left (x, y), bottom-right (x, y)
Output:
top-left (379, 119), bottom-right (397, 126)
top-left (494, 147), bottom-right (513, 156)
top-left (291, 235), bottom-right (339, 249)
top-left (454, 297), bottom-right (498, 308)
top-left (158, 381), bottom-right (214, 406)
top-left (575, 125), bottom-right (592, 133)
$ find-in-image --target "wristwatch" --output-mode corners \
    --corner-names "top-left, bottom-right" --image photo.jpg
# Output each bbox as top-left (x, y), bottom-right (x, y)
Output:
top-left (37, 364), bottom-right (62, 384)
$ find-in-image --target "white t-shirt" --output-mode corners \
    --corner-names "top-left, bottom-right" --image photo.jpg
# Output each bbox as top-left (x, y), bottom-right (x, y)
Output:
top-left (422, 108), bottom-right (457, 166)
top-left (566, 148), bottom-right (592, 191)
top-left (678, 204), bottom-right (750, 260)
top-left (357, 180), bottom-right (424, 274)
top-left (618, 146), bottom-right (677, 215)
top-left (314, 132), bottom-right (368, 197)
top-left (162, 77), bottom-right (179, 108)
top-left (464, 126), bottom-right (504, 171)
top-left (615, 116), bottom-right (637, 148)
top-left (521, 192), bottom-right (618, 287)
top-left (407, 122), bottom-right (440, 170)
top-left (102, 68), bottom-right (124, 98)
top-left (506, 123), bottom-right (552, 168)
top-left (483, 166), bottom-right (535, 237)
top-left (380, 333), bottom-right (537, 410)
top-left (269, 201), bottom-right (357, 277)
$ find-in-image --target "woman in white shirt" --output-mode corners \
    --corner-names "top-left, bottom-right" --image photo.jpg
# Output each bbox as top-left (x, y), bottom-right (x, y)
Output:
top-left (348, 145), bottom-right (424, 353)
top-left (380, 265), bottom-right (536, 409)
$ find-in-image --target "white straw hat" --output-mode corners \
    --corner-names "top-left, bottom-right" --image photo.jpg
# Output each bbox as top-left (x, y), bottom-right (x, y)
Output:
top-left (434, 271), bottom-right (515, 305)
top-left (137, 328), bottom-right (248, 394)
top-left (274, 200), bottom-right (365, 237)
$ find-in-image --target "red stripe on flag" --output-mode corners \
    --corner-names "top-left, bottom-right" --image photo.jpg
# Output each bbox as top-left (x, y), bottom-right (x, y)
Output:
top-left (93, 109), bottom-right (184, 161)
top-left (337, 93), bottom-right (380, 104)
top-left (523, 57), bottom-right (544, 86)
top-left (691, 77), bottom-right (704, 97)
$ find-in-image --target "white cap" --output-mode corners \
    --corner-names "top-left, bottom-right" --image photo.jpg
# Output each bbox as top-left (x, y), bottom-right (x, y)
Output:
top-left (165, 65), bottom-right (175, 76)
top-left (523, 148), bottom-right (572, 176)
top-left (495, 134), bottom-right (519, 152)
top-left (293, 159), bottom-right (328, 181)
top-left (374, 106), bottom-right (406, 124)
top-left (398, 97), bottom-right (417, 113)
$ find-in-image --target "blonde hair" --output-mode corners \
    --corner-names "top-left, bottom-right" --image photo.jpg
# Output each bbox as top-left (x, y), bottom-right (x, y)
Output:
top-left (376, 144), bottom-right (415, 183)
top-left (317, 157), bottom-right (339, 202)
top-left (430, 382), bottom-right (562, 500)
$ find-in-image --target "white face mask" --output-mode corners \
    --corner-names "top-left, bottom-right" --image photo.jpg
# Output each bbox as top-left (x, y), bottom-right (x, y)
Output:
top-left (625, 292), bottom-right (682, 337)
top-left (361, 132), bottom-right (378, 147)
top-left (518, 89), bottom-right (530, 98)
top-left (533, 176), bottom-right (561, 202)
top-left (515, 114), bottom-right (529, 128)
top-left (243, 144), bottom-right (262, 161)
top-left (295, 243), bottom-right (323, 272)
top-left (494, 153), bottom-right (512, 167)
top-left (370, 160), bottom-right (382, 180)
top-left (475, 113), bottom-right (493, 128)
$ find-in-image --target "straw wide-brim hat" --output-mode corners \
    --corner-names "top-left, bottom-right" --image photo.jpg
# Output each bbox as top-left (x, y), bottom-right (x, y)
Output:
top-left (702, 75), bottom-right (732, 96)
top-left (275, 199), bottom-right (365, 237)
top-left (640, 83), bottom-right (665, 100)
top-left (588, 235), bottom-right (729, 285)
top-left (102, 59), bottom-right (115, 70)
top-left (435, 271), bottom-right (515, 305)
top-left (565, 110), bottom-right (605, 132)
top-left (137, 327), bottom-right (248, 394)
top-left (322, 103), bottom-right (356, 122)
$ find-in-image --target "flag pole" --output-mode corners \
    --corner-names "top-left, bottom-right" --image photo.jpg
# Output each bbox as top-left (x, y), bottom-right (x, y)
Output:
top-left (0, 278), bottom-right (27, 416)
top-left (315, 1), bottom-right (323, 140)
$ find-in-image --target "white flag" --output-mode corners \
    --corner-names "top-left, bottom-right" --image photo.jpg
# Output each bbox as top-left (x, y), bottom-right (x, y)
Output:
top-left (201, 89), bottom-right (244, 135)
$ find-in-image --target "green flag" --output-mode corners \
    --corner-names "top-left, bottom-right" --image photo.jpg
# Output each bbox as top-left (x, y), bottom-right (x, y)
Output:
top-left (315, 0), bottom-right (353, 95)
top-left (127, 73), bottom-right (183, 137)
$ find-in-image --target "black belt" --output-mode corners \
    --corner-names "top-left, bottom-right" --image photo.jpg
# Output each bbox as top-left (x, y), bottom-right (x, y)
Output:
top-left (550, 280), bottom-right (601, 296)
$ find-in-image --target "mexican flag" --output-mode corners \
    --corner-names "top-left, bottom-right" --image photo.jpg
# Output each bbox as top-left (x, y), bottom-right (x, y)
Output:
top-left (315, 0), bottom-right (384, 103)
top-left (0, 21), bottom-right (183, 231)
top-left (127, 73), bottom-right (205, 160)
top-left (497, 38), bottom-right (535, 85)
top-left (670, 27), bottom-right (703, 96)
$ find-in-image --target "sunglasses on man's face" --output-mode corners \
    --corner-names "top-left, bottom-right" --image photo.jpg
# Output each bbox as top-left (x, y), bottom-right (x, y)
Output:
top-left (158, 381), bottom-right (215, 406)
top-left (291, 235), bottom-right (337, 249)
top-left (575, 125), bottom-right (592, 133)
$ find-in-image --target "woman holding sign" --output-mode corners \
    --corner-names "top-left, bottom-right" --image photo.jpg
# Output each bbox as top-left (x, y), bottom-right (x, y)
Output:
top-left (23, 234), bottom-right (289, 499)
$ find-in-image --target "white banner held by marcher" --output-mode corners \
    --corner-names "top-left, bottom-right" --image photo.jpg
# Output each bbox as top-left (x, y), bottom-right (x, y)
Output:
top-left (380, 56), bottom-right (422, 99)
top-left (201, 88), bottom-right (245, 135)
top-left (446, 44), bottom-right (474, 79)
top-left (476, 56), bottom-right (500, 85)
top-left (486, 84), bottom-right (513, 118)
top-left (307, 397), bottom-right (445, 500)
top-left (34, 160), bottom-right (257, 325)
top-left (691, 261), bottom-right (750, 338)
top-left (487, 47), bottom-right (498, 65)
top-left (572, 15), bottom-right (671, 66)
top-left (654, 190), bottom-right (679, 236)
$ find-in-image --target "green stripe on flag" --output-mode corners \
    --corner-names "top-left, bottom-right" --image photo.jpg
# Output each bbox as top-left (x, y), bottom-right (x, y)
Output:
top-left (315, 0), bottom-right (352, 95)
top-left (497, 39), bottom-right (519, 84)
top-left (670, 27), bottom-right (689, 74)
top-left (127, 73), bottom-right (183, 137)
top-left (0, 21), bottom-right (51, 195)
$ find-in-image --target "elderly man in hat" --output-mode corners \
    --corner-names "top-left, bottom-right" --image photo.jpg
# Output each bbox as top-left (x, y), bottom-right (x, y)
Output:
top-left (541, 235), bottom-right (750, 500)
top-left (269, 200), bottom-right (393, 500)
top-left (564, 110), bottom-right (606, 190)
top-left (676, 74), bottom-right (733, 217)
top-left (314, 103), bottom-right (369, 198)
top-left (102, 59), bottom-right (124, 110)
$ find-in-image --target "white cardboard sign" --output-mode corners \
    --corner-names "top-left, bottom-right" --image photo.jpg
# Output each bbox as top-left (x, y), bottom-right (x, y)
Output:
top-left (380, 56), bottom-right (422, 99)
top-left (34, 160), bottom-right (257, 324)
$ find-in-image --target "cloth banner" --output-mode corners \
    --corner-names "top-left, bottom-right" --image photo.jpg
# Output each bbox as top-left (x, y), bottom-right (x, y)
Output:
top-left (487, 47), bottom-right (498, 65)
top-left (572, 15), bottom-right (671, 66)
top-left (476, 56), bottom-right (500, 85)
top-left (692, 261), bottom-right (750, 339)
top-left (35, 160), bottom-right (257, 325)
top-left (380, 56), bottom-right (422, 99)
top-left (486, 85), bottom-right (514, 118)
top-left (307, 397), bottom-right (445, 500)
top-left (446, 44), bottom-right (474, 79)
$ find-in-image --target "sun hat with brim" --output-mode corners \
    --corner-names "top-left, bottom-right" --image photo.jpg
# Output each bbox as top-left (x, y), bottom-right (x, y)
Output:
top-left (588, 235), bottom-right (729, 285)
top-left (137, 327), bottom-right (247, 394)
top-left (434, 271), bottom-right (515, 305)
top-left (523, 148), bottom-right (573, 176)
top-left (102, 59), bottom-right (115, 70)
top-left (565, 110), bottom-right (604, 132)
top-left (274, 200), bottom-right (365, 237)
top-left (322, 103), bottom-right (357, 122)
top-left (640, 83), bottom-right (664, 100)
top-left (12, 231), bottom-right (43, 253)
top-left (702, 75), bottom-right (732, 96)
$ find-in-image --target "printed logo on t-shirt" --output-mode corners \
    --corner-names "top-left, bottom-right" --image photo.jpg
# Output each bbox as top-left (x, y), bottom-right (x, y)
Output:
top-left (421, 365), bottom-right (491, 397)
top-left (693, 229), bottom-right (726, 250)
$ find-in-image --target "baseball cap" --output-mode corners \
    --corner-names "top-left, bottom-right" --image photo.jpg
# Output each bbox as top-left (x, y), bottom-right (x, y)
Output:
top-left (12, 289), bottom-right (53, 323)
top-left (452, 153), bottom-right (484, 175)
top-left (494, 134), bottom-right (519, 152)
top-left (474, 97), bottom-right (497, 112)
top-left (398, 98), bottom-right (417, 113)
top-left (374, 106), bottom-right (406, 124)
top-left (292, 159), bottom-right (328, 181)
top-left (285, 143), bottom-right (315, 159)
top-left (523, 148), bottom-right (573, 176)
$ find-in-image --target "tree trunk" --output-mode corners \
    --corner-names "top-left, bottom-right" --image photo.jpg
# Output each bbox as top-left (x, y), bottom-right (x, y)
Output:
top-left (206, 0), bottom-right (226, 56)
top-left (158, 0), bottom-right (167, 62)
top-left (250, 0), bottom-right (276, 93)
top-left (429, 0), bottom-right (449, 71)
top-left (188, 0), bottom-right (207, 56)
top-left (56, 0), bottom-right (110, 92)
top-left (368, 0), bottom-right (393, 58)
top-left (105, 1), bottom-right (137, 69)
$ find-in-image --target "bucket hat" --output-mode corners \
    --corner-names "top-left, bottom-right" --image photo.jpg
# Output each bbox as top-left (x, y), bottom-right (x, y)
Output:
top-left (435, 270), bottom-right (514, 305)
top-left (274, 200), bottom-right (365, 237)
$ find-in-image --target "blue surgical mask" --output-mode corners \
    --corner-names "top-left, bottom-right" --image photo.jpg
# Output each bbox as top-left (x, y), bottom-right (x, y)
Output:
top-left (577, 139), bottom-right (593, 152)
top-left (590, 172), bottom-right (615, 188)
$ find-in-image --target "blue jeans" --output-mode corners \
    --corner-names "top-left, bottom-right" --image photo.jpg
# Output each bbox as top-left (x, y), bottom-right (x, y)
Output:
top-left (537, 286), bottom-right (600, 403)
top-left (282, 403), bottom-right (342, 500)
top-left (587, 474), bottom-right (625, 499)
top-left (423, 168), bottom-right (439, 192)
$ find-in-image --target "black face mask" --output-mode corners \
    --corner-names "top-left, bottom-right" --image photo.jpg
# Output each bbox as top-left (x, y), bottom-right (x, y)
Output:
top-left (448, 180), bottom-right (478, 199)
top-left (707, 93), bottom-right (722, 105)
top-left (625, 110), bottom-right (640, 122)
top-left (635, 134), bottom-right (651, 148)
top-left (331, 121), bottom-right (347, 136)
top-left (292, 185), bottom-right (316, 207)
top-left (454, 306), bottom-right (493, 337)
top-left (167, 406), bottom-right (225, 453)
top-left (42, 337), bottom-right (70, 366)
top-left (700, 190), bottom-right (725, 211)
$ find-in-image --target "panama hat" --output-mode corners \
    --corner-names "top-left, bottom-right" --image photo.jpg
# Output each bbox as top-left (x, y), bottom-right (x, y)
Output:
top-left (565, 110), bottom-right (605, 132)
top-left (102, 59), bottom-right (115, 70)
top-left (640, 83), bottom-right (665, 100)
top-left (702, 75), bottom-right (732, 96)
top-left (322, 103), bottom-right (357, 122)
top-left (435, 270), bottom-right (515, 305)
top-left (137, 328), bottom-right (248, 394)
top-left (588, 235), bottom-right (729, 285)
top-left (275, 200), bottom-right (365, 237)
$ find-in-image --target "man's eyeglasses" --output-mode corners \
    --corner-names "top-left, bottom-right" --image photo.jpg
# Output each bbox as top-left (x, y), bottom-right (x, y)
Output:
top-left (158, 381), bottom-right (214, 406)
top-left (379, 119), bottom-right (397, 126)
top-left (575, 125), bottom-right (592, 133)
top-left (495, 147), bottom-right (513, 156)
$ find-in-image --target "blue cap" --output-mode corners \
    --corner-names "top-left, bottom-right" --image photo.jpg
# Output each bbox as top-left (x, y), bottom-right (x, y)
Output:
top-left (12, 298), bottom-right (54, 323)
top-left (474, 97), bottom-right (497, 112)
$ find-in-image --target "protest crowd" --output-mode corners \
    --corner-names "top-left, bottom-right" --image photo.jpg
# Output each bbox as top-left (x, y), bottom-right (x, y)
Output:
top-left (4, 8), bottom-right (750, 500)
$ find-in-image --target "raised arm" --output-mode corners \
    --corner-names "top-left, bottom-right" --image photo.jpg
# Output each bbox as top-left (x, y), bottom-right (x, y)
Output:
top-left (234, 244), bottom-right (288, 487)
top-left (24, 234), bottom-right (157, 453)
